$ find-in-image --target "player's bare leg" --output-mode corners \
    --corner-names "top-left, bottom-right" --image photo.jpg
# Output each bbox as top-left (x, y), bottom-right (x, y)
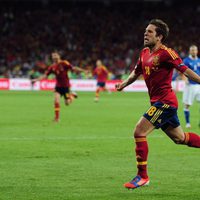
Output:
top-left (64, 98), bottom-right (70, 106)
top-left (103, 86), bottom-right (111, 94)
top-left (64, 94), bottom-right (73, 106)
top-left (163, 125), bottom-right (185, 144)
top-left (64, 92), bottom-right (78, 106)
top-left (163, 125), bottom-right (200, 147)
top-left (100, 86), bottom-right (108, 92)
top-left (71, 91), bottom-right (78, 99)
top-left (124, 117), bottom-right (155, 189)
top-left (54, 92), bottom-right (61, 122)
top-left (94, 87), bottom-right (100, 102)
top-left (184, 104), bottom-right (191, 128)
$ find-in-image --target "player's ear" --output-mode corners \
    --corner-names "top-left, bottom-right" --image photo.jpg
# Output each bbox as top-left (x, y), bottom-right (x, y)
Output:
top-left (157, 34), bottom-right (163, 42)
top-left (158, 34), bottom-right (163, 42)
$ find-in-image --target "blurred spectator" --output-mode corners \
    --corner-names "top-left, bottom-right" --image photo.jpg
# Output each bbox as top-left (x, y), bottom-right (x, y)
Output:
top-left (0, 0), bottom-right (199, 79)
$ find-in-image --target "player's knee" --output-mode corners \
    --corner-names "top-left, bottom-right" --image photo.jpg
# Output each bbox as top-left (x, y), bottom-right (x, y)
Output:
top-left (133, 123), bottom-right (145, 137)
top-left (54, 100), bottom-right (59, 104)
top-left (172, 135), bottom-right (185, 144)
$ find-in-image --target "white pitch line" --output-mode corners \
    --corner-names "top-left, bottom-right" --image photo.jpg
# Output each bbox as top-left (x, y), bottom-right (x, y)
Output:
top-left (0, 134), bottom-right (164, 141)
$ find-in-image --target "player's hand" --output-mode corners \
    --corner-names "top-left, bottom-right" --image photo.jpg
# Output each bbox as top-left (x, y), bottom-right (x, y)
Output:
top-left (115, 83), bottom-right (124, 91)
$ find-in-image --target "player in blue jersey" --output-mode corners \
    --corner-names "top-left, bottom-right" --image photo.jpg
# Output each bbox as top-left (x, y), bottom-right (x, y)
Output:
top-left (183, 45), bottom-right (200, 128)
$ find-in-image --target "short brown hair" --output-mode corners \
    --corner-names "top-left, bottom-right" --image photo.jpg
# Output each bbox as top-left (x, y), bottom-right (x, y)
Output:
top-left (149, 19), bottom-right (169, 42)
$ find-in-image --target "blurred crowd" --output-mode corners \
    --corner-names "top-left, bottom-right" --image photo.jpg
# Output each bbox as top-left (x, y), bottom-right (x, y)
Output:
top-left (0, 1), bottom-right (199, 79)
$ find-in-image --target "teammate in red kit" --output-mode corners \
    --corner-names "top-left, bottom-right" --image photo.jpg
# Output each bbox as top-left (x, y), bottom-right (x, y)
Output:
top-left (93, 60), bottom-right (109, 102)
top-left (34, 51), bottom-right (86, 122)
top-left (116, 19), bottom-right (200, 189)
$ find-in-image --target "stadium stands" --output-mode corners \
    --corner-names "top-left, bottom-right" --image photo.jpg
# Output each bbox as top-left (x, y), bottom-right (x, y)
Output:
top-left (0, 0), bottom-right (199, 79)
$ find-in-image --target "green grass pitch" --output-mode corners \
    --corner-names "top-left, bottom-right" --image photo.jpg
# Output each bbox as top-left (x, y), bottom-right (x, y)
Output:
top-left (0, 91), bottom-right (200, 200)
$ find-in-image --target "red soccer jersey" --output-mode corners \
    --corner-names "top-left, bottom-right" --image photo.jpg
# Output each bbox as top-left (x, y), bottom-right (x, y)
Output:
top-left (45, 60), bottom-right (73, 87)
top-left (135, 45), bottom-right (188, 108)
top-left (93, 65), bottom-right (108, 82)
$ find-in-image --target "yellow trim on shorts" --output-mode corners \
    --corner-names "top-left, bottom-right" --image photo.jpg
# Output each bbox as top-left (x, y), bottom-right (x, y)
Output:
top-left (150, 109), bottom-right (163, 123)
top-left (150, 104), bottom-right (170, 124)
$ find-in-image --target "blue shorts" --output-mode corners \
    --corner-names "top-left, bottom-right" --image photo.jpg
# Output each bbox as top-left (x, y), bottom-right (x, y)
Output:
top-left (97, 82), bottom-right (106, 87)
top-left (143, 102), bottom-right (180, 130)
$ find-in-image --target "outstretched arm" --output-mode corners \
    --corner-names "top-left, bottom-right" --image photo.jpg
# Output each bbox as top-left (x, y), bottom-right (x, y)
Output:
top-left (183, 68), bottom-right (200, 84)
top-left (32, 74), bottom-right (48, 83)
top-left (115, 70), bottom-right (140, 91)
top-left (73, 66), bottom-right (88, 73)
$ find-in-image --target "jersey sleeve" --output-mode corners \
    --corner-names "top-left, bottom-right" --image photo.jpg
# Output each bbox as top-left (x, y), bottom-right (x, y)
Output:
top-left (103, 66), bottom-right (109, 75)
top-left (165, 49), bottom-right (188, 73)
top-left (62, 60), bottom-right (73, 70)
top-left (45, 66), bottom-right (53, 76)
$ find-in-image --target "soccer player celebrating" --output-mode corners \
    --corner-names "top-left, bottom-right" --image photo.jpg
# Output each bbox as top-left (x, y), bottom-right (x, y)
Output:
top-left (115, 19), bottom-right (200, 189)
top-left (93, 60), bottom-right (109, 102)
top-left (33, 51), bottom-right (87, 122)
top-left (182, 45), bottom-right (200, 128)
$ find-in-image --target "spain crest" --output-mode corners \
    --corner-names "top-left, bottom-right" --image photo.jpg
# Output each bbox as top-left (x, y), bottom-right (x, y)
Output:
top-left (152, 55), bottom-right (160, 66)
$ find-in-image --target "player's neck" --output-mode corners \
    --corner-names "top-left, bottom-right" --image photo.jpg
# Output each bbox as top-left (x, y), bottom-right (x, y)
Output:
top-left (55, 59), bottom-right (61, 64)
top-left (189, 55), bottom-right (197, 60)
top-left (149, 43), bottom-right (162, 53)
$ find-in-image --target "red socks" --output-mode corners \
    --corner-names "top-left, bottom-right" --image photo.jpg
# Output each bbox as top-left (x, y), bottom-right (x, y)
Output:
top-left (54, 102), bottom-right (60, 120)
top-left (135, 136), bottom-right (148, 179)
top-left (184, 132), bottom-right (200, 148)
top-left (133, 133), bottom-right (200, 180)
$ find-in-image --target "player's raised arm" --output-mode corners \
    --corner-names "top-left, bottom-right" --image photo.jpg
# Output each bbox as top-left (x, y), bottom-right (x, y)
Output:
top-left (116, 54), bottom-right (143, 91)
top-left (32, 65), bottom-right (52, 83)
top-left (72, 66), bottom-right (88, 74)
top-left (183, 68), bottom-right (200, 84)
top-left (61, 59), bottom-right (88, 74)
top-left (32, 74), bottom-right (48, 83)
top-left (115, 69), bottom-right (140, 91)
